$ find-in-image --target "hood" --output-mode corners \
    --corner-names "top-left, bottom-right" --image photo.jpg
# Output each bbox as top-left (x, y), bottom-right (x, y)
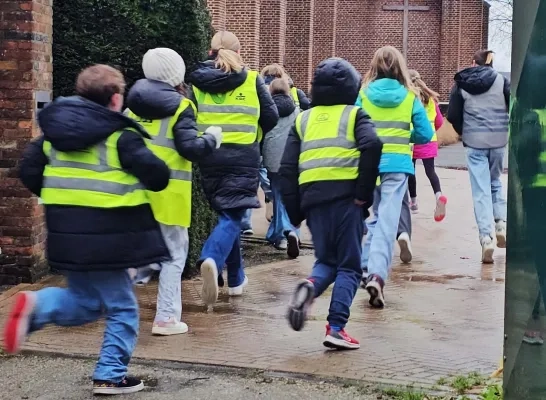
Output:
top-left (187, 60), bottom-right (248, 94)
top-left (310, 58), bottom-right (361, 106)
top-left (364, 78), bottom-right (410, 108)
top-left (454, 66), bottom-right (498, 95)
top-left (126, 79), bottom-right (183, 120)
top-left (38, 96), bottom-right (148, 152)
top-left (272, 94), bottom-right (296, 117)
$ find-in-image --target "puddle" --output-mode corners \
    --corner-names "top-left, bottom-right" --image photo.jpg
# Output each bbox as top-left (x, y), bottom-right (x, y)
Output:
top-left (391, 272), bottom-right (475, 284)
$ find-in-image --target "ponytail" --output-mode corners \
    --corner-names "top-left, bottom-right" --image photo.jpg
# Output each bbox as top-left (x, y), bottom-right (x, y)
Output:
top-left (210, 31), bottom-right (245, 74)
top-left (473, 49), bottom-right (495, 67)
top-left (408, 69), bottom-right (439, 105)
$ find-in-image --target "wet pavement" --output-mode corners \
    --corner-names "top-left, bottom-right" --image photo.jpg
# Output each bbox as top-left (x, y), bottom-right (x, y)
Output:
top-left (0, 167), bottom-right (506, 389)
top-left (435, 141), bottom-right (509, 171)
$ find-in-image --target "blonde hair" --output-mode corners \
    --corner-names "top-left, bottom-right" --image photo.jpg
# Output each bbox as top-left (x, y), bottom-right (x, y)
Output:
top-left (474, 49), bottom-right (494, 67)
top-left (269, 78), bottom-right (290, 95)
top-left (211, 31), bottom-right (244, 73)
top-left (408, 69), bottom-right (439, 106)
top-left (261, 64), bottom-right (288, 79)
top-left (362, 46), bottom-right (417, 95)
top-left (76, 64), bottom-right (125, 107)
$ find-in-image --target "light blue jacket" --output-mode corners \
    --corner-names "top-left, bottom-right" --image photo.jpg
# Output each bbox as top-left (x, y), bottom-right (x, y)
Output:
top-left (356, 78), bottom-right (433, 175)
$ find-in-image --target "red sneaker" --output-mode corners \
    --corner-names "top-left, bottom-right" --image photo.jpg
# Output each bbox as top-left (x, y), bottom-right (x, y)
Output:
top-left (323, 325), bottom-right (360, 350)
top-left (434, 195), bottom-right (448, 222)
top-left (3, 291), bottom-right (36, 354)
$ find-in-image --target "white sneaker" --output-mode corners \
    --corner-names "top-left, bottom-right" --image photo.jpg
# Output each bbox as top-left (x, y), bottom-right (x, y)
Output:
top-left (481, 235), bottom-right (495, 263)
top-left (495, 220), bottom-right (507, 248)
top-left (265, 201), bottom-right (274, 222)
top-left (398, 232), bottom-right (413, 263)
top-left (152, 317), bottom-right (189, 336)
top-left (200, 258), bottom-right (219, 306)
top-left (275, 238), bottom-right (288, 250)
top-left (228, 276), bottom-right (248, 296)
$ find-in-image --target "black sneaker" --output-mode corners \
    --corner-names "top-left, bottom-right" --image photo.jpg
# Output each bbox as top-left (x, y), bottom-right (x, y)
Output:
top-left (286, 231), bottom-right (300, 259)
top-left (360, 267), bottom-right (369, 288)
top-left (287, 279), bottom-right (315, 331)
top-left (365, 274), bottom-right (385, 308)
top-left (93, 376), bottom-right (144, 395)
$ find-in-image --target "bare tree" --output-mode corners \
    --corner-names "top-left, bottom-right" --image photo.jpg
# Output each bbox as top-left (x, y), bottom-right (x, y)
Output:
top-left (489, 0), bottom-right (513, 42)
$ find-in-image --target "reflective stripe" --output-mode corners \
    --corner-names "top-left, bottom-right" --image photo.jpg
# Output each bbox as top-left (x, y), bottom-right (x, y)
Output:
top-left (373, 121), bottom-right (411, 130)
top-left (300, 105), bottom-right (354, 151)
top-left (197, 124), bottom-right (257, 133)
top-left (299, 157), bottom-right (359, 172)
top-left (43, 176), bottom-right (143, 195)
top-left (198, 104), bottom-right (259, 116)
top-left (150, 118), bottom-right (174, 148)
top-left (380, 136), bottom-right (411, 145)
top-left (49, 145), bottom-right (111, 172)
top-left (171, 169), bottom-right (192, 181)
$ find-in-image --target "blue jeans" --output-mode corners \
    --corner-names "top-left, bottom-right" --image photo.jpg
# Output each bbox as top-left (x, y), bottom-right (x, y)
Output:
top-left (465, 147), bottom-right (507, 237)
top-left (362, 173), bottom-right (409, 281)
top-left (241, 165), bottom-right (271, 231)
top-left (306, 198), bottom-right (364, 328)
top-left (266, 176), bottom-right (299, 245)
top-left (200, 209), bottom-right (246, 288)
top-left (30, 270), bottom-right (138, 382)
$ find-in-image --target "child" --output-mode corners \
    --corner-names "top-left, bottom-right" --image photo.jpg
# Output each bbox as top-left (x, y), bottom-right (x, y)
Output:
top-left (407, 69), bottom-right (447, 221)
top-left (261, 63), bottom-right (310, 110)
top-left (262, 78), bottom-right (301, 257)
top-left (281, 57), bottom-right (383, 349)
top-left (124, 48), bottom-right (222, 335)
top-left (6, 65), bottom-right (171, 395)
top-left (358, 46), bottom-right (434, 308)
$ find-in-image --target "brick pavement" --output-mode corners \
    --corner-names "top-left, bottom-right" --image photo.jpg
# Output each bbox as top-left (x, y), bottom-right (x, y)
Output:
top-left (0, 168), bottom-right (506, 389)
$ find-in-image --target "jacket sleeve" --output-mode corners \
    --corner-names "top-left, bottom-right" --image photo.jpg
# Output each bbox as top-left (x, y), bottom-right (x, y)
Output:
top-left (355, 91), bottom-right (363, 108)
top-left (516, 110), bottom-right (541, 186)
top-left (18, 136), bottom-right (47, 197)
top-left (117, 130), bottom-right (170, 192)
top-left (278, 125), bottom-right (305, 226)
top-left (447, 84), bottom-right (465, 135)
top-left (434, 101), bottom-right (444, 131)
top-left (172, 101), bottom-right (217, 162)
top-left (256, 75), bottom-right (280, 134)
top-left (411, 97), bottom-right (434, 145)
top-left (503, 76), bottom-right (511, 111)
top-left (353, 109), bottom-right (383, 208)
top-left (296, 88), bottom-right (311, 110)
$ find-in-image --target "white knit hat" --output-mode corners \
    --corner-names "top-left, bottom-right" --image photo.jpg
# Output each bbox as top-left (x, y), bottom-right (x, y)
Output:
top-left (142, 48), bottom-right (186, 87)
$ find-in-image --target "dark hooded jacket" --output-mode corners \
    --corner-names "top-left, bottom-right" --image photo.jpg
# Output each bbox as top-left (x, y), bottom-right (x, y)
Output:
top-left (278, 58), bottom-right (383, 227)
top-left (186, 61), bottom-right (279, 211)
top-left (125, 79), bottom-right (217, 162)
top-left (19, 96), bottom-right (171, 271)
top-left (263, 75), bottom-right (311, 110)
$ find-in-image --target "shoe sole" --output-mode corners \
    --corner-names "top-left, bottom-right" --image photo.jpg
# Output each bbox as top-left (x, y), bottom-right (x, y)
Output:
top-left (366, 281), bottom-right (385, 308)
top-left (287, 281), bottom-right (314, 331)
top-left (228, 277), bottom-right (248, 297)
top-left (482, 247), bottom-right (494, 264)
top-left (93, 381), bottom-right (145, 395)
top-left (286, 233), bottom-right (300, 259)
top-left (242, 230), bottom-right (254, 236)
top-left (434, 196), bottom-right (447, 222)
top-left (151, 326), bottom-right (189, 336)
top-left (496, 233), bottom-right (506, 248)
top-left (3, 292), bottom-right (35, 354)
top-left (200, 260), bottom-right (219, 306)
top-left (323, 334), bottom-right (360, 350)
top-left (398, 237), bottom-right (412, 264)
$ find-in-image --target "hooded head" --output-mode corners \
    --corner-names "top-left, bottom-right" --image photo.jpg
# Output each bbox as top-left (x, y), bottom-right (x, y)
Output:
top-left (142, 48), bottom-right (186, 88)
top-left (310, 57), bottom-right (361, 106)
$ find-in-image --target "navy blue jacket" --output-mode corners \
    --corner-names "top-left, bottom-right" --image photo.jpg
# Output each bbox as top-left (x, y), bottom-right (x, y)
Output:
top-left (263, 74), bottom-right (311, 110)
top-left (187, 61), bottom-right (279, 211)
top-left (278, 58), bottom-right (383, 227)
top-left (19, 96), bottom-right (171, 271)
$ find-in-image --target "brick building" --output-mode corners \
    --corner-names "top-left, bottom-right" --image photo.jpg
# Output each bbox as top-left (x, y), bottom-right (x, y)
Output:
top-left (207, 0), bottom-right (489, 102)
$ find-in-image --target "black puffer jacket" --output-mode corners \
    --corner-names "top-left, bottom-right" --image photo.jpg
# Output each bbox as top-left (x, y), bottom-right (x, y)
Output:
top-left (19, 96), bottom-right (171, 271)
top-left (187, 61), bottom-right (279, 211)
top-left (263, 75), bottom-right (311, 110)
top-left (278, 58), bottom-right (383, 226)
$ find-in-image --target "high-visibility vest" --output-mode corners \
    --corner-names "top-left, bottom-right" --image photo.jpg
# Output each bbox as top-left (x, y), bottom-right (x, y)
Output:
top-left (360, 89), bottom-right (414, 157)
top-left (41, 131), bottom-right (148, 208)
top-left (295, 105), bottom-right (360, 185)
top-left (291, 86), bottom-right (300, 108)
top-left (532, 109), bottom-right (546, 187)
top-left (425, 100), bottom-right (438, 142)
top-left (125, 100), bottom-right (193, 227)
top-left (193, 70), bottom-right (260, 145)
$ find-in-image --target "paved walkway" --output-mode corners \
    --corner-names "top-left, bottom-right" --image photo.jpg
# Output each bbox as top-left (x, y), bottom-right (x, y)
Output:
top-left (435, 142), bottom-right (509, 171)
top-left (0, 167), bottom-right (506, 389)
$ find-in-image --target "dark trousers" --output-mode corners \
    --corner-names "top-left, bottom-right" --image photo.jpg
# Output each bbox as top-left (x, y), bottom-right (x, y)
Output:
top-left (306, 198), bottom-right (364, 328)
top-left (408, 158), bottom-right (442, 198)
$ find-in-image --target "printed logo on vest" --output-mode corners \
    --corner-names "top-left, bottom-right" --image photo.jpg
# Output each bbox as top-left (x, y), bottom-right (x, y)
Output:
top-left (235, 92), bottom-right (246, 101)
top-left (211, 93), bottom-right (227, 104)
top-left (316, 113), bottom-right (329, 122)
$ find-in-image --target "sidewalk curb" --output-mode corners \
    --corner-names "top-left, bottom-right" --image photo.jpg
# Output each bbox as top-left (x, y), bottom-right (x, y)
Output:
top-left (241, 236), bottom-right (314, 249)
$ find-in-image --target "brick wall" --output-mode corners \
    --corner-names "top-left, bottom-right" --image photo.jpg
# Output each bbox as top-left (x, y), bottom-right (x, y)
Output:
top-left (311, 0), bottom-right (337, 73)
top-left (0, 0), bottom-right (52, 284)
top-left (226, 0), bottom-right (261, 69)
top-left (207, 0), bottom-right (227, 30)
top-left (259, 0), bottom-right (287, 67)
top-left (285, 0), bottom-right (314, 92)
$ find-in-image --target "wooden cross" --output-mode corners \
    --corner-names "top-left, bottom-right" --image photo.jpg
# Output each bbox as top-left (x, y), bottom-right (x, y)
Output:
top-left (383, 1), bottom-right (430, 58)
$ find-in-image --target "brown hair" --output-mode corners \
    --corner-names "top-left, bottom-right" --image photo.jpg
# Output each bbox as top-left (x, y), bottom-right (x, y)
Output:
top-left (269, 78), bottom-right (290, 95)
top-left (408, 69), bottom-right (439, 105)
top-left (473, 49), bottom-right (494, 67)
top-left (211, 31), bottom-right (244, 73)
top-left (362, 46), bottom-right (417, 95)
top-left (261, 64), bottom-right (287, 79)
top-left (75, 64), bottom-right (125, 107)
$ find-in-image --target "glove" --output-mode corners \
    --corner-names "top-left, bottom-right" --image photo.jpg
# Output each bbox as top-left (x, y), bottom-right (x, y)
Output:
top-left (205, 126), bottom-right (223, 149)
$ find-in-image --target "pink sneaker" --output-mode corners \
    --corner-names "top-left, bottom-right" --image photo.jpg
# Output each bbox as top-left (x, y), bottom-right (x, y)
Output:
top-left (3, 291), bottom-right (36, 354)
top-left (434, 195), bottom-right (447, 222)
top-left (323, 325), bottom-right (360, 350)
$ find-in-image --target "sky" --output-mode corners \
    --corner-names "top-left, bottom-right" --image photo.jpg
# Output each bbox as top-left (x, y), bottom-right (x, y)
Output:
top-left (488, 1), bottom-right (512, 72)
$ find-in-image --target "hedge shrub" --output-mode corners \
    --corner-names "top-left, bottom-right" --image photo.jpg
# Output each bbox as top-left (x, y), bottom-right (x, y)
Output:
top-left (52, 0), bottom-right (217, 277)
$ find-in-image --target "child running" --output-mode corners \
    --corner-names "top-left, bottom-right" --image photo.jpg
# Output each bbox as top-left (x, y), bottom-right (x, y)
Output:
top-left (358, 47), bottom-right (434, 308)
top-left (281, 58), bottom-right (382, 349)
top-left (407, 69), bottom-right (447, 221)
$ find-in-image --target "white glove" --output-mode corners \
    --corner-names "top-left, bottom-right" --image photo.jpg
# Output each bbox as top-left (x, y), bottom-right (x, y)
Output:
top-left (205, 126), bottom-right (223, 149)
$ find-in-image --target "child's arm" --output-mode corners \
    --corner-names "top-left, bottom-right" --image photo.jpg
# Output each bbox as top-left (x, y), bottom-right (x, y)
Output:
top-left (447, 84), bottom-right (465, 135)
top-left (434, 101), bottom-right (444, 131)
top-left (278, 125), bottom-right (305, 227)
top-left (19, 136), bottom-right (48, 197)
top-left (257, 75), bottom-right (280, 135)
top-left (410, 97), bottom-right (434, 144)
top-left (117, 131), bottom-right (170, 192)
top-left (353, 109), bottom-right (383, 208)
top-left (296, 88), bottom-right (311, 110)
top-left (355, 91), bottom-right (363, 108)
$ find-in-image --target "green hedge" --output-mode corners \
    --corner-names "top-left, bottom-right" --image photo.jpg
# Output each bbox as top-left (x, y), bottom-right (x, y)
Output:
top-left (52, 0), bottom-right (217, 277)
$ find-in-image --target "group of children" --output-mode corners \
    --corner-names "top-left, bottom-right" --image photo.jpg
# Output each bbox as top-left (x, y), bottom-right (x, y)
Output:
top-left (2, 29), bottom-right (448, 395)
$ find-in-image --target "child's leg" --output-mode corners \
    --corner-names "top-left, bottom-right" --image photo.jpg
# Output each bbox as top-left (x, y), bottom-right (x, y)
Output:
top-left (241, 209), bottom-right (253, 234)
top-left (361, 186), bottom-right (381, 279)
top-left (397, 191), bottom-right (413, 264)
top-left (423, 158), bottom-right (447, 221)
top-left (408, 159), bottom-right (418, 204)
top-left (265, 178), bottom-right (285, 246)
top-left (226, 233), bottom-right (247, 295)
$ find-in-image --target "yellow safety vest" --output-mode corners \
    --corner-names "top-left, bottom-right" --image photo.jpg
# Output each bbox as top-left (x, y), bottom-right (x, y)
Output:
top-left (424, 100), bottom-right (438, 142)
top-left (193, 70), bottom-right (260, 145)
top-left (296, 105), bottom-right (360, 185)
top-left (532, 109), bottom-right (546, 187)
top-left (125, 100), bottom-right (193, 227)
top-left (291, 86), bottom-right (300, 108)
top-left (41, 131), bottom-right (148, 207)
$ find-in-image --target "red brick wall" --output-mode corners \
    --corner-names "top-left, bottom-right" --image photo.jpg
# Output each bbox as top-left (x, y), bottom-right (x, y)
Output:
top-left (285, 0), bottom-right (314, 92)
top-left (226, 0), bottom-right (261, 69)
top-left (207, 0), bottom-right (227, 31)
top-left (0, 0), bottom-right (52, 284)
top-left (311, 0), bottom-right (337, 74)
top-left (259, 0), bottom-right (287, 67)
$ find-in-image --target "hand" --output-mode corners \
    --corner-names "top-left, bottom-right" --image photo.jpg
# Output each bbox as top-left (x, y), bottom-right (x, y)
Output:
top-left (354, 199), bottom-right (365, 207)
top-left (205, 126), bottom-right (223, 149)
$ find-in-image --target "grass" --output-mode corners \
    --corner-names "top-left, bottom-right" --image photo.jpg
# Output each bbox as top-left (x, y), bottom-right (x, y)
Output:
top-left (450, 372), bottom-right (485, 394)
